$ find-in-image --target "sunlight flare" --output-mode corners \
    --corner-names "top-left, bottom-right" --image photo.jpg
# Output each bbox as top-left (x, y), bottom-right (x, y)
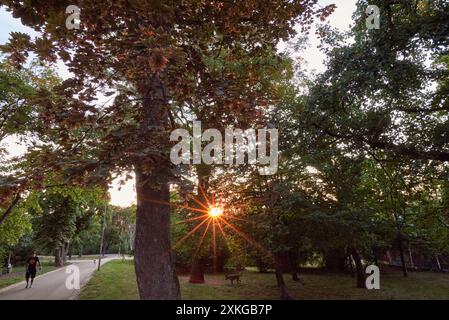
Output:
top-left (208, 206), bottom-right (224, 218)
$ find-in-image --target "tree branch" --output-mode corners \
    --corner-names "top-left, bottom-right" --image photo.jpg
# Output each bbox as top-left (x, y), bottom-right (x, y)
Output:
top-left (312, 122), bottom-right (449, 162)
top-left (0, 193), bottom-right (21, 226)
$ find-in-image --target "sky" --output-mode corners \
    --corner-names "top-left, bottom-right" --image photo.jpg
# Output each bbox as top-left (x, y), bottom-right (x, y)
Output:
top-left (0, 0), bottom-right (357, 207)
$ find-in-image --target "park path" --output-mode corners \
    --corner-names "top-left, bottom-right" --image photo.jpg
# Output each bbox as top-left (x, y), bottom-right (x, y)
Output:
top-left (0, 254), bottom-right (119, 300)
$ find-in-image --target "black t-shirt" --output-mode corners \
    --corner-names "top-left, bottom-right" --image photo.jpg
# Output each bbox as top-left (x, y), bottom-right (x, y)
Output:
top-left (26, 256), bottom-right (40, 271)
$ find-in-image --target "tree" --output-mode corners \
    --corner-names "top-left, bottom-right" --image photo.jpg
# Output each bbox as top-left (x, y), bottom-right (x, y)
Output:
top-left (0, 0), bottom-right (334, 299)
top-left (109, 205), bottom-right (136, 255)
top-left (30, 186), bottom-right (106, 266)
top-left (0, 198), bottom-right (31, 264)
top-left (0, 60), bottom-right (59, 223)
top-left (285, 0), bottom-right (449, 286)
top-left (0, 60), bottom-right (62, 265)
top-left (302, 0), bottom-right (449, 162)
top-left (174, 48), bottom-right (292, 282)
top-left (0, 61), bottom-right (32, 144)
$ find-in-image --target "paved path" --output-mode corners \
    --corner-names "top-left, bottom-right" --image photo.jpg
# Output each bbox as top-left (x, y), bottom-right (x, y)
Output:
top-left (0, 255), bottom-right (119, 300)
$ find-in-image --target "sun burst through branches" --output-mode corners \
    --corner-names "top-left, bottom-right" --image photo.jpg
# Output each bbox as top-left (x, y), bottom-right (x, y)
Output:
top-left (208, 206), bottom-right (223, 218)
top-left (145, 184), bottom-right (266, 272)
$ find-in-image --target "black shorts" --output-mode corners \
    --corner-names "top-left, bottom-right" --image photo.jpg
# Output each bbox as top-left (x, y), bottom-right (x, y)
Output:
top-left (26, 269), bottom-right (37, 279)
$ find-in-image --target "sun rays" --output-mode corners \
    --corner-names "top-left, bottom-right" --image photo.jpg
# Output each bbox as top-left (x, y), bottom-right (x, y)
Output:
top-left (208, 206), bottom-right (224, 218)
top-left (145, 187), bottom-right (266, 271)
top-left (144, 186), bottom-right (265, 271)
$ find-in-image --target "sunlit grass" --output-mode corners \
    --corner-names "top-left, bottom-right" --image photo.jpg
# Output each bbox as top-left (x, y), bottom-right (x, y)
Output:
top-left (78, 260), bottom-right (449, 300)
top-left (77, 260), bottom-right (139, 300)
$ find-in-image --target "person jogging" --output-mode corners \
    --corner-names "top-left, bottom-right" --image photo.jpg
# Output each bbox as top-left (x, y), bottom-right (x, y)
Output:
top-left (25, 252), bottom-right (41, 288)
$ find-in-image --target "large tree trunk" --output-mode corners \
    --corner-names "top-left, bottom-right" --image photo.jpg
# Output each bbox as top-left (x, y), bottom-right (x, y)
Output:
top-left (135, 175), bottom-right (180, 299)
top-left (54, 247), bottom-right (63, 267)
top-left (134, 75), bottom-right (180, 300)
top-left (348, 247), bottom-right (365, 288)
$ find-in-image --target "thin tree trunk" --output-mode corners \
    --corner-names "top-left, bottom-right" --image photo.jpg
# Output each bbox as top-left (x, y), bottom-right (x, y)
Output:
top-left (289, 250), bottom-right (300, 282)
top-left (275, 269), bottom-right (293, 299)
top-left (348, 254), bottom-right (355, 278)
top-left (134, 75), bottom-right (180, 300)
top-left (274, 255), bottom-right (293, 299)
top-left (256, 255), bottom-right (268, 273)
top-left (62, 242), bottom-right (70, 264)
top-left (398, 238), bottom-right (408, 277)
top-left (189, 258), bottom-right (206, 284)
top-left (60, 245), bottom-right (66, 265)
top-left (349, 247), bottom-right (365, 288)
top-left (291, 270), bottom-right (300, 281)
top-left (408, 245), bottom-right (415, 270)
top-left (324, 248), bottom-right (347, 272)
top-left (189, 164), bottom-right (211, 282)
top-left (372, 247), bottom-right (379, 266)
top-left (435, 255), bottom-right (442, 271)
top-left (7, 252), bottom-right (12, 273)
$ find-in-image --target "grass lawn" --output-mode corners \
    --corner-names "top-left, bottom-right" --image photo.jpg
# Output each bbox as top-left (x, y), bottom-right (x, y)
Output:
top-left (78, 260), bottom-right (449, 300)
top-left (0, 261), bottom-right (58, 290)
